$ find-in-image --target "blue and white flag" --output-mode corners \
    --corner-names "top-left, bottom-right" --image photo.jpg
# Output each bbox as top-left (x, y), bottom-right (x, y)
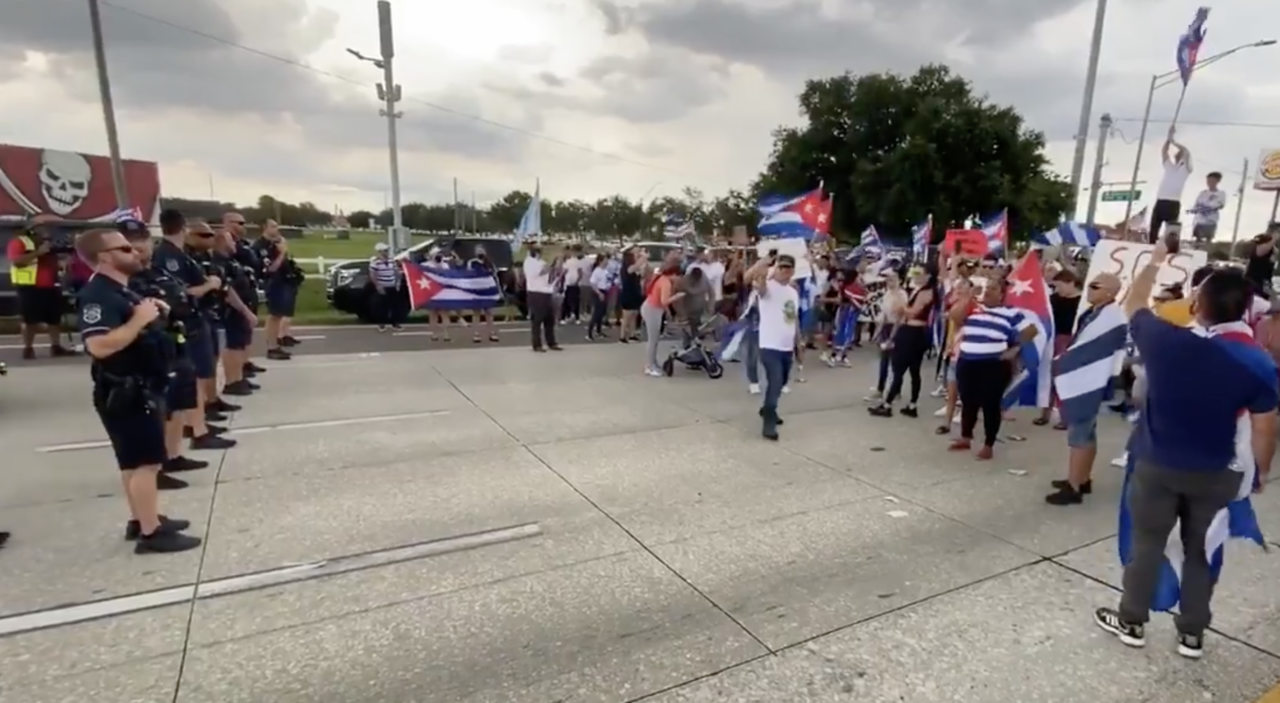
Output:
top-left (757, 188), bottom-right (822, 240)
top-left (718, 294), bottom-right (756, 362)
top-left (912, 216), bottom-right (932, 257)
top-left (663, 213), bottom-right (694, 240)
top-left (1054, 303), bottom-right (1128, 424)
top-left (403, 262), bottom-right (503, 311)
top-left (514, 181), bottom-right (542, 245)
top-left (832, 304), bottom-right (858, 350)
top-left (1118, 320), bottom-right (1268, 613)
top-left (1034, 221), bottom-right (1103, 249)
top-left (860, 225), bottom-right (882, 249)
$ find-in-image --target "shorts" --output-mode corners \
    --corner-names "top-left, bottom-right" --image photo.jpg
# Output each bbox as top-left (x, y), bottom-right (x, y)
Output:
top-left (187, 321), bottom-right (217, 380)
top-left (265, 280), bottom-right (298, 317)
top-left (1067, 415), bottom-right (1099, 448)
top-left (97, 406), bottom-right (168, 470)
top-left (16, 286), bottom-right (63, 326)
top-left (945, 359), bottom-right (958, 384)
top-left (1192, 223), bottom-right (1217, 242)
top-left (211, 323), bottom-right (224, 357)
top-left (166, 364), bottom-right (199, 413)
top-left (224, 312), bottom-right (253, 350)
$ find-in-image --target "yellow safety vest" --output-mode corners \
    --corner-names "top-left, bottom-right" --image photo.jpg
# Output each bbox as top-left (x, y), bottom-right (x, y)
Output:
top-left (10, 234), bottom-right (38, 286)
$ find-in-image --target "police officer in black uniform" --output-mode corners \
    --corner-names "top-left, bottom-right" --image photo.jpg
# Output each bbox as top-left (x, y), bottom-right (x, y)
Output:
top-left (253, 219), bottom-right (299, 360)
top-left (151, 210), bottom-right (237, 451)
top-left (221, 211), bottom-right (267, 380)
top-left (208, 228), bottom-right (260, 396)
top-left (75, 227), bottom-right (201, 554)
top-left (119, 218), bottom-right (210, 482)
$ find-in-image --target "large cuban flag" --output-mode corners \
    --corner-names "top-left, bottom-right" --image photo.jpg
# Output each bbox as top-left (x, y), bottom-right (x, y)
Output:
top-left (757, 188), bottom-right (825, 240)
top-left (1002, 251), bottom-right (1054, 409)
top-left (400, 260), bottom-right (503, 311)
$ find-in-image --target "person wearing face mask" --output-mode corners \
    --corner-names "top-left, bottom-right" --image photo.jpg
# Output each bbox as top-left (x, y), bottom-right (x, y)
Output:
top-left (522, 244), bottom-right (562, 352)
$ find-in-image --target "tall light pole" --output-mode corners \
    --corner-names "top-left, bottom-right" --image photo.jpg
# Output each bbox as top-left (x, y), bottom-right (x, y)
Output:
top-left (88, 0), bottom-right (129, 209)
top-left (1231, 156), bottom-right (1250, 246)
top-left (1084, 113), bottom-right (1113, 226)
top-left (1120, 39), bottom-right (1277, 226)
top-left (1067, 0), bottom-right (1109, 220)
top-left (347, 1), bottom-right (405, 252)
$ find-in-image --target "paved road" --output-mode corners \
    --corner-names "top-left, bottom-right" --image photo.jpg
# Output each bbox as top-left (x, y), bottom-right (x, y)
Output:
top-left (2, 346), bottom-right (1279, 703)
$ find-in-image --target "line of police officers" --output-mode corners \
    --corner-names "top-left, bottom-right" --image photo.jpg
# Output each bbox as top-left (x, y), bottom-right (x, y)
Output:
top-left (71, 208), bottom-right (298, 554)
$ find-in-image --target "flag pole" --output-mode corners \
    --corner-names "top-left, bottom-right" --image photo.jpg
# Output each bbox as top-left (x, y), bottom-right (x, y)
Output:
top-left (1170, 83), bottom-right (1189, 127)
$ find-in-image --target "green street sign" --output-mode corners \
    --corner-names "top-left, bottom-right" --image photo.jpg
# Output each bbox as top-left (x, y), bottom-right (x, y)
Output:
top-left (1101, 190), bottom-right (1141, 202)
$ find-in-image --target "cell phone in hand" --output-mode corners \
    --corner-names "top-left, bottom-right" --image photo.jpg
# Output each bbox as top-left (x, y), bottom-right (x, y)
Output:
top-left (1163, 223), bottom-right (1181, 255)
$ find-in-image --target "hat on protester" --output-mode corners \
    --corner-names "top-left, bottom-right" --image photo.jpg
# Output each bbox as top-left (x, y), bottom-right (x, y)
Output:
top-left (116, 218), bottom-right (149, 238)
top-left (374, 242), bottom-right (389, 252)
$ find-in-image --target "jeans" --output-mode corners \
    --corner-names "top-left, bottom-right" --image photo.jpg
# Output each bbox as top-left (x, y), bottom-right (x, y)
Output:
top-left (588, 291), bottom-right (608, 336)
top-left (876, 350), bottom-right (892, 393)
top-left (561, 285), bottom-right (581, 321)
top-left (759, 348), bottom-right (793, 413)
top-left (742, 327), bottom-right (760, 384)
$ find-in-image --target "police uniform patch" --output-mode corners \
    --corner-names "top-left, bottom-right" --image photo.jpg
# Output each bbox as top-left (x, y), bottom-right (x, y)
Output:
top-left (82, 304), bottom-right (102, 324)
top-left (166, 258), bottom-right (180, 272)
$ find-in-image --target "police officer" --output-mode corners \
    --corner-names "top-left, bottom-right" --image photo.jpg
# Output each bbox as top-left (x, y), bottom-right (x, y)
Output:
top-left (222, 211), bottom-right (267, 379)
top-left (213, 227), bottom-right (260, 396)
top-left (75, 228), bottom-right (202, 554)
top-left (119, 218), bottom-right (211, 482)
top-left (151, 209), bottom-right (237, 451)
top-left (253, 219), bottom-right (298, 360)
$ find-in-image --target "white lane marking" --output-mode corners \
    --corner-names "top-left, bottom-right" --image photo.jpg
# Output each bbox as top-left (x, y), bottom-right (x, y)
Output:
top-left (392, 328), bottom-right (521, 337)
top-left (0, 523), bottom-right (542, 637)
top-left (35, 410), bottom-right (451, 453)
top-left (288, 335), bottom-right (327, 341)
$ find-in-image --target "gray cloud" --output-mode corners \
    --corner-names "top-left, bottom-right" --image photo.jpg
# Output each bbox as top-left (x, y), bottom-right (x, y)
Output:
top-left (1, 0), bottom-right (539, 163)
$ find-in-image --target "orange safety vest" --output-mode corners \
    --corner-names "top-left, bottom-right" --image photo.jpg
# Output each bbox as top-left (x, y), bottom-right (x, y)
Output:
top-left (9, 234), bottom-right (38, 286)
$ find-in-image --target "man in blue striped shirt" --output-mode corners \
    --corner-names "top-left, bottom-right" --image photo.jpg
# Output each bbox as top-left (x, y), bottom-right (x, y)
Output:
top-left (949, 277), bottom-right (1038, 459)
top-left (369, 242), bottom-right (404, 332)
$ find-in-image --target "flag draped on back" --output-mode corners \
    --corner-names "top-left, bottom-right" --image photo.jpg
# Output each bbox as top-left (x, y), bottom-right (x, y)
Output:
top-left (1002, 251), bottom-right (1054, 409)
top-left (400, 261), bottom-right (502, 311)
top-left (1176, 7), bottom-right (1210, 86)
top-left (1055, 303), bottom-right (1128, 424)
top-left (1117, 321), bottom-right (1267, 613)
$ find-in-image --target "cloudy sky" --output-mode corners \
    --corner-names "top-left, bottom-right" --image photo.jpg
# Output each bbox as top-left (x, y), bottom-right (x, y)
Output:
top-left (3, 0), bottom-right (1280, 234)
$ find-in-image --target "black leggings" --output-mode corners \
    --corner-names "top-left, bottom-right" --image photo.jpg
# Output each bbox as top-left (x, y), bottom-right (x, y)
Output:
top-left (885, 326), bottom-right (929, 404)
top-left (955, 357), bottom-right (1012, 447)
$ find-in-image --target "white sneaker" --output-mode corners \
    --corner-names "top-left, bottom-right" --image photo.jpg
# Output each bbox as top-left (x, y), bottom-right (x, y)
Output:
top-left (821, 352), bottom-right (836, 367)
top-left (1111, 452), bottom-right (1129, 468)
top-left (933, 406), bottom-right (950, 417)
top-left (645, 368), bottom-right (664, 377)
top-left (930, 384), bottom-right (946, 398)
top-left (864, 390), bottom-right (882, 403)
top-left (781, 385), bottom-right (791, 394)
top-left (839, 358), bottom-right (852, 368)
top-left (748, 383), bottom-right (761, 394)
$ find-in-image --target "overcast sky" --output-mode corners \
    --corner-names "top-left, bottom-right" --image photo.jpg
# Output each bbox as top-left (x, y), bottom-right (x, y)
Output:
top-left (3, 0), bottom-right (1279, 233)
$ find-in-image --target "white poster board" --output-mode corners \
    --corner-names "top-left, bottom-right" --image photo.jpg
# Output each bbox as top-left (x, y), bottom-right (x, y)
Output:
top-left (757, 238), bottom-right (813, 279)
top-left (1076, 240), bottom-right (1207, 326)
top-left (1254, 148), bottom-right (1280, 191)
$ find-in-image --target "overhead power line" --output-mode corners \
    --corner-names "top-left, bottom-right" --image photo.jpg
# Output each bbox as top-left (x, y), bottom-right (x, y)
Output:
top-left (1112, 117), bottom-right (1280, 129)
top-left (92, 0), bottom-right (684, 176)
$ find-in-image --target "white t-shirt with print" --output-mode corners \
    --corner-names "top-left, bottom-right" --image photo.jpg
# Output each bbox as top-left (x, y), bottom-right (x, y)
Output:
top-left (1156, 160), bottom-right (1191, 202)
top-left (1192, 189), bottom-right (1226, 226)
top-left (757, 279), bottom-right (800, 352)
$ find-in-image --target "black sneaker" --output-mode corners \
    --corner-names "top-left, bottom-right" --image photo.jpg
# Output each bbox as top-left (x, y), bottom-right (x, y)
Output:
top-left (163, 456), bottom-right (208, 472)
top-left (183, 425), bottom-right (226, 439)
top-left (222, 380), bottom-right (254, 397)
top-left (124, 514), bottom-right (190, 541)
top-left (208, 399), bottom-right (241, 413)
top-left (1093, 607), bottom-right (1145, 647)
top-left (1177, 631), bottom-right (1204, 659)
top-left (191, 433), bottom-right (237, 450)
top-left (391, 324), bottom-right (403, 331)
top-left (244, 380), bottom-right (261, 391)
top-left (157, 473), bottom-right (189, 491)
top-left (245, 363), bottom-right (267, 375)
top-left (1051, 479), bottom-right (1092, 494)
top-left (266, 348), bottom-right (291, 361)
top-left (868, 404), bottom-right (893, 418)
top-left (900, 405), bottom-right (919, 418)
top-left (205, 410), bottom-right (228, 423)
top-left (134, 530), bottom-right (202, 554)
top-left (281, 335), bottom-right (300, 347)
top-left (1045, 485), bottom-right (1084, 505)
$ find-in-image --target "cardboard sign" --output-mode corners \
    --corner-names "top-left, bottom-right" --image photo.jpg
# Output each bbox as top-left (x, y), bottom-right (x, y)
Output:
top-left (731, 225), bottom-right (748, 246)
top-left (756, 237), bottom-right (813, 279)
top-left (1076, 240), bottom-right (1207, 326)
top-left (943, 229), bottom-right (988, 257)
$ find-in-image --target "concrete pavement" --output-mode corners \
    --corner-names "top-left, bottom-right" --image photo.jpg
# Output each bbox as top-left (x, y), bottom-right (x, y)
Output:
top-left (2, 343), bottom-right (1280, 703)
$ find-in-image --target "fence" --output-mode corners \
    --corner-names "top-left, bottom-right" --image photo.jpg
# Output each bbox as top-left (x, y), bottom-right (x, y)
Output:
top-left (295, 257), bottom-right (340, 277)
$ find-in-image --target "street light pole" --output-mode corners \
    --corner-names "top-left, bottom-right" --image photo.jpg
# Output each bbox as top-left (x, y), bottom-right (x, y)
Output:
top-left (1231, 156), bottom-right (1249, 245)
top-left (88, 0), bottom-right (129, 210)
top-left (1068, 0), bottom-right (1109, 220)
top-left (1120, 39), bottom-right (1277, 226)
top-left (1084, 113), bottom-right (1113, 226)
top-left (376, 1), bottom-right (404, 252)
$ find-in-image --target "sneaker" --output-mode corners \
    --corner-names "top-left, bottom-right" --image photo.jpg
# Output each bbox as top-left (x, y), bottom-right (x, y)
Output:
top-left (134, 530), bottom-right (202, 554)
top-left (205, 410), bottom-right (228, 423)
top-left (1176, 632), bottom-right (1204, 659)
top-left (644, 368), bottom-right (664, 377)
top-left (781, 385), bottom-right (791, 394)
top-left (1093, 607), bottom-right (1145, 647)
top-left (281, 335), bottom-right (301, 347)
top-left (1110, 453), bottom-right (1129, 469)
top-left (748, 383), bottom-right (761, 395)
top-left (191, 434), bottom-right (237, 450)
top-left (377, 325), bottom-right (387, 332)
top-left (183, 424), bottom-right (226, 439)
top-left (820, 352), bottom-right (834, 367)
top-left (124, 515), bottom-right (190, 541)
top-left (391, 324), bottom-right (403, 331)
top-left (208, 399), bottom-right (241, 413)
top-left (156, 473), bottom-right (189, 491)
top-left (929, 384), bottom-right (946, 398)
top-left (863, 390), bottom-right (883, 403)
top-left (163, 456), bottom-right (208, 473)
top-left (839, 357), bottom-right (852, 368)
top-left (266, 348), bottom-right (292, 361)
top-left (868, 404), bottom-right (893, 418)
top-left (221, 380), bottom-right (253, 397)
top-left (1050, 479), bottom-right (1092, 495)
top-left (900, 405), bottom-right (918, 418)
top-left (933, 406), bottom-right (950, 417)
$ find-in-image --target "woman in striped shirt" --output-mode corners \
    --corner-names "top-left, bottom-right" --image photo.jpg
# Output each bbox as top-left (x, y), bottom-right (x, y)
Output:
top-left (949, 276), bottom-right (1038, 459)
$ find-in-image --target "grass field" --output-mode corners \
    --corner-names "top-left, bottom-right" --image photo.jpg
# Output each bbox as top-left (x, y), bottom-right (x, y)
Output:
top-left (288, 230), bottom-right (434, 263)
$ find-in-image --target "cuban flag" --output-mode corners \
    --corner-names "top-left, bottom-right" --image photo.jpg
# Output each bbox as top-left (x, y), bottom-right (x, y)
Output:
top-left (1035, 221), bottom-right (1102, 249)
top-left (979, 210), bottom-right (1009, 254)
top-left (796, 278), bottom-right (816, 331)
top-left (718, 294), bottom-right (756, 362)
top-left (1054, 303), bottom-right (1128, 424)
top-left (1002, 251), bottom-right (1054, 409)
top-left (1176, 7), bottom-right (1210, 86)
top-left (757, 188), bottom-right (825, 240)
top-left (663, 213), bottom-right (694, 240)
top-left (400, 260), bottom-right (503, 311)
top-left (110, 206), bottom-right (143, 223)
top-left (1118, 321), bottom-right (1268, 613)
top-left (861, 225), bottom-right (882, 249)
top-left (911, 217), bottom-right (932, 258)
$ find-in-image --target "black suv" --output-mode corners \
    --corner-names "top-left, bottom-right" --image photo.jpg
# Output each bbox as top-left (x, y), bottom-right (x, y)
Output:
top-left (326, 235), bottom-right (516, 322)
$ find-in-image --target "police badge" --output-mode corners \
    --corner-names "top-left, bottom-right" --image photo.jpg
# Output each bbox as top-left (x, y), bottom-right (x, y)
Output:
top-left (82, 304), bottom-right (102, 324)
top-left (166, 258), bottom-right (180, 273)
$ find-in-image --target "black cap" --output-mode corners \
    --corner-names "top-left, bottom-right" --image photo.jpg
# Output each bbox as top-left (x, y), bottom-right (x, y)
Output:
top-left (117, 218), bottom-right (149, 239)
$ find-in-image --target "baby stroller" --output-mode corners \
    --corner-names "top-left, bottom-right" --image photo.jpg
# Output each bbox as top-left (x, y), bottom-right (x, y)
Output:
top-left (661, 315), bottom-right (725, 379)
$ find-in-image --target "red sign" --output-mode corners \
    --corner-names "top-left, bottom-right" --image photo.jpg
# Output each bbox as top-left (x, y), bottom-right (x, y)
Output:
top-left (0, 143), bottom-right (161, 223)
top-left (942, 229), bottom-right (989, 257)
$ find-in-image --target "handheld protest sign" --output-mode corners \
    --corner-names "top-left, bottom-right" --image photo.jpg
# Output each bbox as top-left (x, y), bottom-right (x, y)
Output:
top-left (731, 225), bottom-right (749, 247)
top-left (1075, 239), bottom-right (1206, 327)
top-left (943, 229), bottom-right (988, 257)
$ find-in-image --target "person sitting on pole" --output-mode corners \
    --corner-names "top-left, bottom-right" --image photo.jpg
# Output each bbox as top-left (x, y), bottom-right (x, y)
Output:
top-left (1148, 126), bottom-right (1193, 245)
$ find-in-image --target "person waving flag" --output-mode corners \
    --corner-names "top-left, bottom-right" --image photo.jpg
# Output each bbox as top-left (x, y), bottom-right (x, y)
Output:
top-left (1177, 7), bottom-right (1210, 86)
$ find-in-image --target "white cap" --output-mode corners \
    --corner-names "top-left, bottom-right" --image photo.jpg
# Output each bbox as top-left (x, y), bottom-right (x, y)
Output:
top-left (374, 242), bottom-right (389, 252)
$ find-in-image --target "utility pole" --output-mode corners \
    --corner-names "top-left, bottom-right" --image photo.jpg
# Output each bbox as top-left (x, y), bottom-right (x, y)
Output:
top-left (1231, 156), bottom-right (1249, 245)
top-left (346, 2), bottom-right (404, 252)
top-left (452, 178), bottom-right (460, 233)
top-left (1084, 113), bottom-right (1113, 226)
top-left (88, 0), bottom-right (129, 209)
top-left (1068, 0), bottom-right (1109, 220)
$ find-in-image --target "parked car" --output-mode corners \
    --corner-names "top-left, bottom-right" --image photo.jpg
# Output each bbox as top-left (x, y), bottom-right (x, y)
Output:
top-left (326, 235), bottom-right (517, 322)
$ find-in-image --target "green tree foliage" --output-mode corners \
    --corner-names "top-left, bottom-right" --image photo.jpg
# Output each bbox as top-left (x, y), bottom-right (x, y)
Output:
top-left (752, 64), bottom-right (1072, 244)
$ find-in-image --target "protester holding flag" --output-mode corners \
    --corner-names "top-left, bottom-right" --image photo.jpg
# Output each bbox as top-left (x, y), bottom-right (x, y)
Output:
top-left (1148, 127), bottom-right (1193, 244)
top-left (1096, 239), bottom-right (1277, 659)
top-left (746, 252), bottom-right (800, 440)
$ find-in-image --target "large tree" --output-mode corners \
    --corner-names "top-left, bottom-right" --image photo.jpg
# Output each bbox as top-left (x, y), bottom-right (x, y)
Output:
top-left (753, 64), bottom-right (1071, 244)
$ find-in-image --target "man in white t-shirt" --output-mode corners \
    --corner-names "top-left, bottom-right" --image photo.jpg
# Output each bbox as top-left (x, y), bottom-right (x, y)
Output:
top-left (746, 252), bottom-right (800, 440)
top-left (1148, 126), bottom-right (1193, 244)
top-left (560, 246), bottom-right (584, 324)
top-left (688, 249), bottom-right (726, 303)
top-left (522, 245), bottom-right (561, 352)
top-left (1190, 171), bottom-right (1225, 248)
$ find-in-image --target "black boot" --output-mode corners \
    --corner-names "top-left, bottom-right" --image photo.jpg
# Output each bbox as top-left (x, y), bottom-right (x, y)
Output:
top-left (761, 406), bottom-right (780, 441)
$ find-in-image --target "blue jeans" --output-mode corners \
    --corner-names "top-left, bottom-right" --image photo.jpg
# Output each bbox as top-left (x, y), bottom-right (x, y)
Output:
top-left (760, 348), bottom-right (793, 413)
top-left (743, 328), bottom-right (760, 384)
